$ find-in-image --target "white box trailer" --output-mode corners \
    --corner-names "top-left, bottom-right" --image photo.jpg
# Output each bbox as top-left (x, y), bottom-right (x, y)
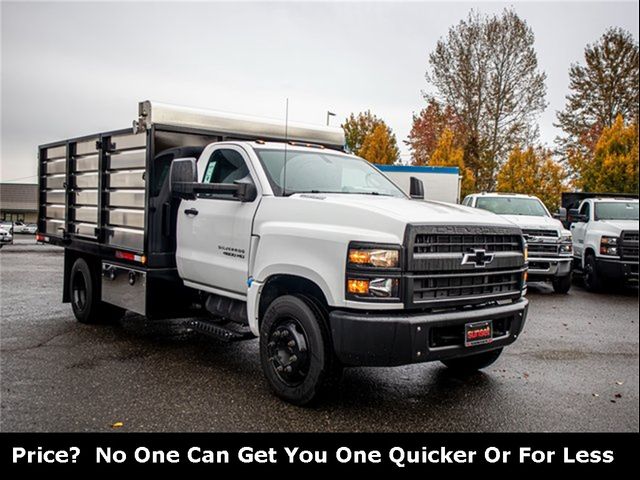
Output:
top-left (376, 165), bottom-right (461, 204)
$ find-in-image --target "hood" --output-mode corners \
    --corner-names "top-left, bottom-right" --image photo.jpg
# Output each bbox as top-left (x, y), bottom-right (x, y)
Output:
top-left (295, 194), bottom-right (516, 227)
top-left (594, 219), bottom-right (640, 234)
top-left (498, 214), bottom-right (563, 232)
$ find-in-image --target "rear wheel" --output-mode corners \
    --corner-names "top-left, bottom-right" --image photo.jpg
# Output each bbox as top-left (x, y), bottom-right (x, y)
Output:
top-left (583, 254), bottom-right (602, 292)
top-left (552, 273), bottom-right (572, 294)
top-left (69, 258), bottom-right (124, 324)
top-left (441, 348), bottom-right (503, 373)
top-left (259, 295), bottom-right (341, 405)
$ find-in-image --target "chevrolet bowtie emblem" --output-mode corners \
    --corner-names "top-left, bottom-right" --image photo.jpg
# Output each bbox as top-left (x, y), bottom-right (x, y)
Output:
top-left (462, 248), bottom-right (495, 267)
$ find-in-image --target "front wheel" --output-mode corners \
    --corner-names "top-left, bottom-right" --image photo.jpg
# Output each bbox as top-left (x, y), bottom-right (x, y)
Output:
top-left (583, 254), bottom-right (602, 292)
top-left (259, 295), bottom-right (341, 405)
top-left (441, 348), bottom-right (503, 373)
top-left (552, 273), bottom-right (572, 294)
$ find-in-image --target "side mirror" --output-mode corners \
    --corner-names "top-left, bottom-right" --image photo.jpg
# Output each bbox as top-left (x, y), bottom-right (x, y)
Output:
top-left (568, 208), bottom-right (586, 223)
top-left (409, 176), bottom-right (424, 200)
top-left (170, 157), bottom-right (197, 200)
top-left (234, 175), bottom-right (257, 202)
top-left (553, 207), bottom-right (567, 221)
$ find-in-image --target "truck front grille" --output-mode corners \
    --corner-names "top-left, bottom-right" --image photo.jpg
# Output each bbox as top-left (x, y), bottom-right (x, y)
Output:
top-left (522, 228), bottom-right (558, 238)
top-left (405, 224), bottom-right (525, 308)
top-left (621, 231), bottom-right (639, 261)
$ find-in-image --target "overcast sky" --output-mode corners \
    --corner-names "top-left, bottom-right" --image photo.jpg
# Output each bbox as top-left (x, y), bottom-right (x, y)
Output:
top-left (1, 1), bottom-right (638, 183)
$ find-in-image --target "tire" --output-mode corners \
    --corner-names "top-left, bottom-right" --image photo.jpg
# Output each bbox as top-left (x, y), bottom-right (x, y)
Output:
top-left (552, 273), bottom-right (572, 294)
top-left (69, 258), bottom-right (124, 324)
top-left (441, 348), bottom-right (503, 373)
top-left (259, 295), bottom-right (341, 405)
top-left (583, 254), bottom-right (602, 292)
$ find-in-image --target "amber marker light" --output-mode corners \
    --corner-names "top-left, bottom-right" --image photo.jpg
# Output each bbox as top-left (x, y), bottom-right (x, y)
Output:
top-left (347, 279), bottom-right (370, 295)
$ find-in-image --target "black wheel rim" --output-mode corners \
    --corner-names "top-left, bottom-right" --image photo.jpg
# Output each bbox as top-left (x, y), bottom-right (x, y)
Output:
top-left (72, 272), bottom-right (87, 311)
top-left (584, 261), bottom-right (594, 288)
top-left (266, 317), bottom-right (310, 386)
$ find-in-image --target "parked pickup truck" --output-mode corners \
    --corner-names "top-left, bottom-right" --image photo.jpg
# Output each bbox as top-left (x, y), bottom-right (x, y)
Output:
top-left (462, 193), bottom-right (573, 293)
top-left (38, 101), bottom-right (529, 404)
top-left (565, 197), bottom-right (639, 291)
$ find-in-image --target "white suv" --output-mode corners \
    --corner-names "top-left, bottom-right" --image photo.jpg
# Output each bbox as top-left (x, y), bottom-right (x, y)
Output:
top-left (463, 193), bottom-right (573, 293)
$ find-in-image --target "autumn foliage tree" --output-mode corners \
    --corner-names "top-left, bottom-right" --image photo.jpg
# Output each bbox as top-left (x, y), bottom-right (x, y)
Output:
top-left (342, 111), bottom-right (400, 165)
top-left (429, 128), bottom-right (475, 197)
top-left (497, 147), bottom-right (566, 211)
top-left (423, 8), bottom-right (547, 189)
top-left (556, 27), bottom-right (639, 168)
top-left (406, 98), bottom-right (462, 166)
top-left (358, 123), bottom-right (400, 165)
top-left (570, 116), bottom-right (639, 194)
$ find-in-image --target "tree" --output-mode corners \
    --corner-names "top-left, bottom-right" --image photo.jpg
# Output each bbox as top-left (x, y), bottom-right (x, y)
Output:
top-left (556, 28), bottom-right (639, 162)
top-left (571, 115), bottom-right (639, 193)
top-left (342, 111), bottom-right (384, 154)
top-left (497, 147), bottom-right (566, 211)
top-left (429, 128), bottom-right (475, 198)
top-left (426, 8), bottom-right (547, 188)
top-left (406, 98), bottom-right (462, 166)
top-left (358, 123), bottom-right (400, 165)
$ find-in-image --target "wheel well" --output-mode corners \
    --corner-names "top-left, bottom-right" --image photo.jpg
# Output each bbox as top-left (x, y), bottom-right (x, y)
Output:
top-left (258, 275), bottom-right (329, 324)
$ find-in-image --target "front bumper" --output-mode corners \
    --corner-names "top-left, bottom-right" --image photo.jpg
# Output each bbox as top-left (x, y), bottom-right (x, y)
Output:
top-left (329, 298), bottom-right (528, 366)
top-left (527, 256), bottom-right (572, 279)
top-left (596, 257), bottom-right (639, 281)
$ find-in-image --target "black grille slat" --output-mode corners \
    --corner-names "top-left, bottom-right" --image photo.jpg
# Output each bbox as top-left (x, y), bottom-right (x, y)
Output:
top-left (522, 228), bottom-right (558, 238)
top-left (621, 230), bottom-right (639, 261)
top-left (527, 244), bottom-right (559, 255)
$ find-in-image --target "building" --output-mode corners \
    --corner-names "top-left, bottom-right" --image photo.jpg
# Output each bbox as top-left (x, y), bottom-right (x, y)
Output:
top-left (0, 183), bottom-right (38, 223)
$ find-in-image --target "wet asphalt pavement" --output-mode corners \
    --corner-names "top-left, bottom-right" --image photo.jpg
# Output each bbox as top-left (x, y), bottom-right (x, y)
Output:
top-left (1, 238), bottom-right (638, 432)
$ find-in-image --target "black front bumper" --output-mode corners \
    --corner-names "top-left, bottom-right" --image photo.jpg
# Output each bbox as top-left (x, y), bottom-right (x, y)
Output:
top-left (596, 258), bottom-right (639, 281)
top-left (329, 298), bottom-right (528, 367)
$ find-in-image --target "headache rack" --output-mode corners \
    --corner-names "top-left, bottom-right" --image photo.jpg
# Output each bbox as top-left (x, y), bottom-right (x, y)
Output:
top-left (38, 100), bottom-right (345, 267)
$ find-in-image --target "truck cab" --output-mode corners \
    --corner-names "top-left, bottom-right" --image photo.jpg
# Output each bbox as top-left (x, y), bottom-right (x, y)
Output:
top-left (39, 101), bottom-right (529, 405)
top-left (568, 197), bottom-right (639, 290)
top-left (463, 193), bottom-right (573, 293)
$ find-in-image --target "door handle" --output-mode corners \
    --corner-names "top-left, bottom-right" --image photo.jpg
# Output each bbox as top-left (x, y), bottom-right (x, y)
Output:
top-left (184, 208), bottom-right (199, 216)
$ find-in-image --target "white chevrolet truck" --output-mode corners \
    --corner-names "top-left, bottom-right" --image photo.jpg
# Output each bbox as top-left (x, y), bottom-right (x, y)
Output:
top-left (38, 101), bottom-right (529, 404)
top-left (463, 193), bottom-right (573, 293)
top-left (567, 197), bottom-right (639, 291)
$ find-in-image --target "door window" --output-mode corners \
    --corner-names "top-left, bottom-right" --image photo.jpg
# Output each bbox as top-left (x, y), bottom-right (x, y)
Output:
top-left (579, 202), bottom-right (590, 220)
top-left (201, 149), bottom-right (250, 198)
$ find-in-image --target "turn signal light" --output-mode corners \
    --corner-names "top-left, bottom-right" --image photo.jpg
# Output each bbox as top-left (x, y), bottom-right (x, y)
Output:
top-left (347, 279), bottom-right (369, 295)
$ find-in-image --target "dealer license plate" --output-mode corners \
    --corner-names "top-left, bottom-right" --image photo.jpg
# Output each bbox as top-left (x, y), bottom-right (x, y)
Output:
top-left (464, 320), bottom-right (493, 347)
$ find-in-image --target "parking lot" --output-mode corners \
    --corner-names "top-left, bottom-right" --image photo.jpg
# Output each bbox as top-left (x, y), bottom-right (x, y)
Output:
top-left (0, 237), bottom-right (638, 432)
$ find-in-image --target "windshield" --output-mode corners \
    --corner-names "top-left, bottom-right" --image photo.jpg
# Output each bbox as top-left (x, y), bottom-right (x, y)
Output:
top-left (254, 149), bottom-right (405, 197)
top-left (594, 202), bottom-right (639, 221)
top-left (476, 197), bottom-right (548, 217)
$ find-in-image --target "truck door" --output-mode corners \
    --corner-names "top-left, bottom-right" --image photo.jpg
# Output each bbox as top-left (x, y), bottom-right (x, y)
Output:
top-left (176, 145), bottom-right (260, 297)
top-left (571, 201), bottom-right (590, 258)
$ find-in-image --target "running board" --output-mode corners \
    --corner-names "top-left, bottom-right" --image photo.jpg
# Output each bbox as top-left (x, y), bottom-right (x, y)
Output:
top-left (189, 318), bottom-right (255, 342)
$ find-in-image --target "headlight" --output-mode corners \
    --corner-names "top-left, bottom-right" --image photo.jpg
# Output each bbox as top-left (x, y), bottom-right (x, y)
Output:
top-left (347, 277), bottom-right (399, 298)
top-left (560, 243), bottom-right (573, 254)
top-left (600, 236), bottom-right (619, 256)
top-left (348, 247), bottom-right (400, 268)
top-left (523, 245), bottom-right (528, 262)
